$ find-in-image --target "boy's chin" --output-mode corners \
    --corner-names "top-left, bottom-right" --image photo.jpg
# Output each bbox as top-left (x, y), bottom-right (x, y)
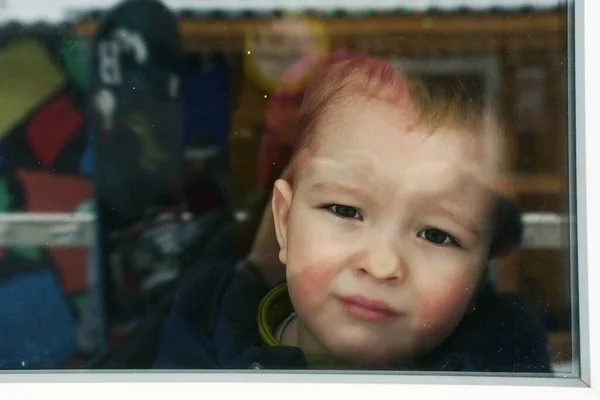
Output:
top-left (331, 349), bottom-right (406, 369)
top-left (324, 339), bottom-right (410, 369)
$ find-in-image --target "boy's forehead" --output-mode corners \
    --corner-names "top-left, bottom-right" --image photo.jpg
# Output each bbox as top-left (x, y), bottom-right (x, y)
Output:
top-left (300, 154), bottom-right (495, 199)
top-left (304, 101), bottom-right (502, 186)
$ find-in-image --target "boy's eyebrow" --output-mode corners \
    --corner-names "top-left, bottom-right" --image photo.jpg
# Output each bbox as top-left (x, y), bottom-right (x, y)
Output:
top-left (308, 182), bottom-right (369, 198)
top-left (433, 205), bottom-right (480, 238)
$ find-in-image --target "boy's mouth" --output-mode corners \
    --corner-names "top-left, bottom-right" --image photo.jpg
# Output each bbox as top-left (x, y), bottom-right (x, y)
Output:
top-left (338, 295), bottom-right (400, 322)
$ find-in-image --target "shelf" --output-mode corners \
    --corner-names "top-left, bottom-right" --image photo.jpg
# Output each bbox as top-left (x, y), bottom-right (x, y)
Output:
top-left (493, 175), bottom-right (569, 196)
top-left (0, 213), bottom-right (94, 247)
top-left (0, 211), bottom-right (570, 248)
top-left (521, 212), bottom-right (569, 250)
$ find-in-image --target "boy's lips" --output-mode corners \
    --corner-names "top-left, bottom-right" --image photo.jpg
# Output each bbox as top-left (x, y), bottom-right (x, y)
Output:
top-left (338, 295), bottom-right (400, 322)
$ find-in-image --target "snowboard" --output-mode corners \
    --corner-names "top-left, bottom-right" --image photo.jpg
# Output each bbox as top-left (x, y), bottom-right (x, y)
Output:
top-left (88, 0), bottom-right (185, 343)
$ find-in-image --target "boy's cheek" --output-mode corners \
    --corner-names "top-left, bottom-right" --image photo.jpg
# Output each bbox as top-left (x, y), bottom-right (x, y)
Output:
top-left (412, 277), bottom-right (477, 335)
top-left (286, 229), bottom-right (342, 295)
top-left (287, 260), bottom-right (338, 316)
top-left (287, 266), bottom-right (346, 326)
top-left (287, 211), bottom-right (349, 271)
top-left (286, 225), bottom-right (345, 313)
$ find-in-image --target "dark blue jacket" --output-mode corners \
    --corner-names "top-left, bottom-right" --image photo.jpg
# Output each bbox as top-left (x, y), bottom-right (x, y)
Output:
top-left (153, 257), bottom-right (553, 372)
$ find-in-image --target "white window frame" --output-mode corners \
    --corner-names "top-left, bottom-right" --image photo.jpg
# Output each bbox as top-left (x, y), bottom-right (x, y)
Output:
top-left (1, 0), bottom-right (598, 398)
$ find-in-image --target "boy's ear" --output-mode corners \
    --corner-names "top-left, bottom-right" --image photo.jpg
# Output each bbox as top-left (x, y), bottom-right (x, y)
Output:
top-left (489, 195), bottom-right (523, 259)
top-left (272, 179), bottom-right (294, 265)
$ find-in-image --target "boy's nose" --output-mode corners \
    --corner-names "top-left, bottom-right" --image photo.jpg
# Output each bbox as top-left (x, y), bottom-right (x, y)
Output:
top-left (356, 237), bottom-right (406, 282)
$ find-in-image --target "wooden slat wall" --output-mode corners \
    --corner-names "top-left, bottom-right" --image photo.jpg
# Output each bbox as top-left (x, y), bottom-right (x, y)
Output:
top-left (73, 12), bottom-right (566, 39)
top-left (73, 12), bottom-right (567, 56)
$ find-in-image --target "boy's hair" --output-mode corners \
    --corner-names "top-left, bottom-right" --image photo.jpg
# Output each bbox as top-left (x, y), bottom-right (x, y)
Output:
top-left (291, 49), bottom-right (508, 176)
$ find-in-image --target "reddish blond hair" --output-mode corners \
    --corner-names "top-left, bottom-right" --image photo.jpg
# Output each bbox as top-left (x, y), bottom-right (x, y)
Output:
top-left (291, 50), bottom-right (507, 175)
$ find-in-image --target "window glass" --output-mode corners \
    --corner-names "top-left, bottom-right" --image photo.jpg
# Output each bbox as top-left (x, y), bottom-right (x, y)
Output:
top-left (0, 0), bottom-right (576, 377)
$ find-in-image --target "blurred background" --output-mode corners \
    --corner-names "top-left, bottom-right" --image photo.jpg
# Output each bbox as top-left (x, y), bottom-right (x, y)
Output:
top-left (0, 0), bottom-right (572, 371)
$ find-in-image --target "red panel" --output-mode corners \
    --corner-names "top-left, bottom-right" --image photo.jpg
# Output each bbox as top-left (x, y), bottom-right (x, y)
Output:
top-left (25, 94), bottom-right (84, 168)
top-left (16, 169), bottom-right (92, 293)
top-left (48, 248), bottom-right (88, 293)
top-left (16, 169), bottom-right (91, 212)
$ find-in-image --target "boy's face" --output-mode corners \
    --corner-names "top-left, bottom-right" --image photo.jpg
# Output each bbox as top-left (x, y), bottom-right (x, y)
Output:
top-left (272, 96), bottom-right (499, 366)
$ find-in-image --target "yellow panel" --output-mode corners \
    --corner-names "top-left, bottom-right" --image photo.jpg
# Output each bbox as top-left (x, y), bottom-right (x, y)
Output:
top-left (0, 39), bottom-right (65, 138)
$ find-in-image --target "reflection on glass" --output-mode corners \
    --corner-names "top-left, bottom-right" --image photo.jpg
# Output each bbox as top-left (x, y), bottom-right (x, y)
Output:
top-left (0, 0), bottom-right (572, 375)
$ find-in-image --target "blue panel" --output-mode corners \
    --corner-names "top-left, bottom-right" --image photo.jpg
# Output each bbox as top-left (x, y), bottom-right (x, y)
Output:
top-left (0, 270), bottom-right (78, 368)
top-left (182, 60), bottom-right (231, 151)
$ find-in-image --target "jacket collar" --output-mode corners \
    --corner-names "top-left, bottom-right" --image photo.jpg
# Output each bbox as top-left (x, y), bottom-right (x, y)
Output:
top-left (197, 260), bottom-right (308, 369)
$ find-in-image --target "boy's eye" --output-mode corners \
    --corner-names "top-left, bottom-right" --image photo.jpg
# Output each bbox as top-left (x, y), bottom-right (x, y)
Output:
top-left (327, 204), bottom-right (362, 220)
top-left (418, 228), bottom-right (458, 247)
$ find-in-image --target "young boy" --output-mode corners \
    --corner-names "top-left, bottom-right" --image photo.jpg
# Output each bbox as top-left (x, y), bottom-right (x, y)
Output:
top-left (153, 51), bottom-right (552, 372)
